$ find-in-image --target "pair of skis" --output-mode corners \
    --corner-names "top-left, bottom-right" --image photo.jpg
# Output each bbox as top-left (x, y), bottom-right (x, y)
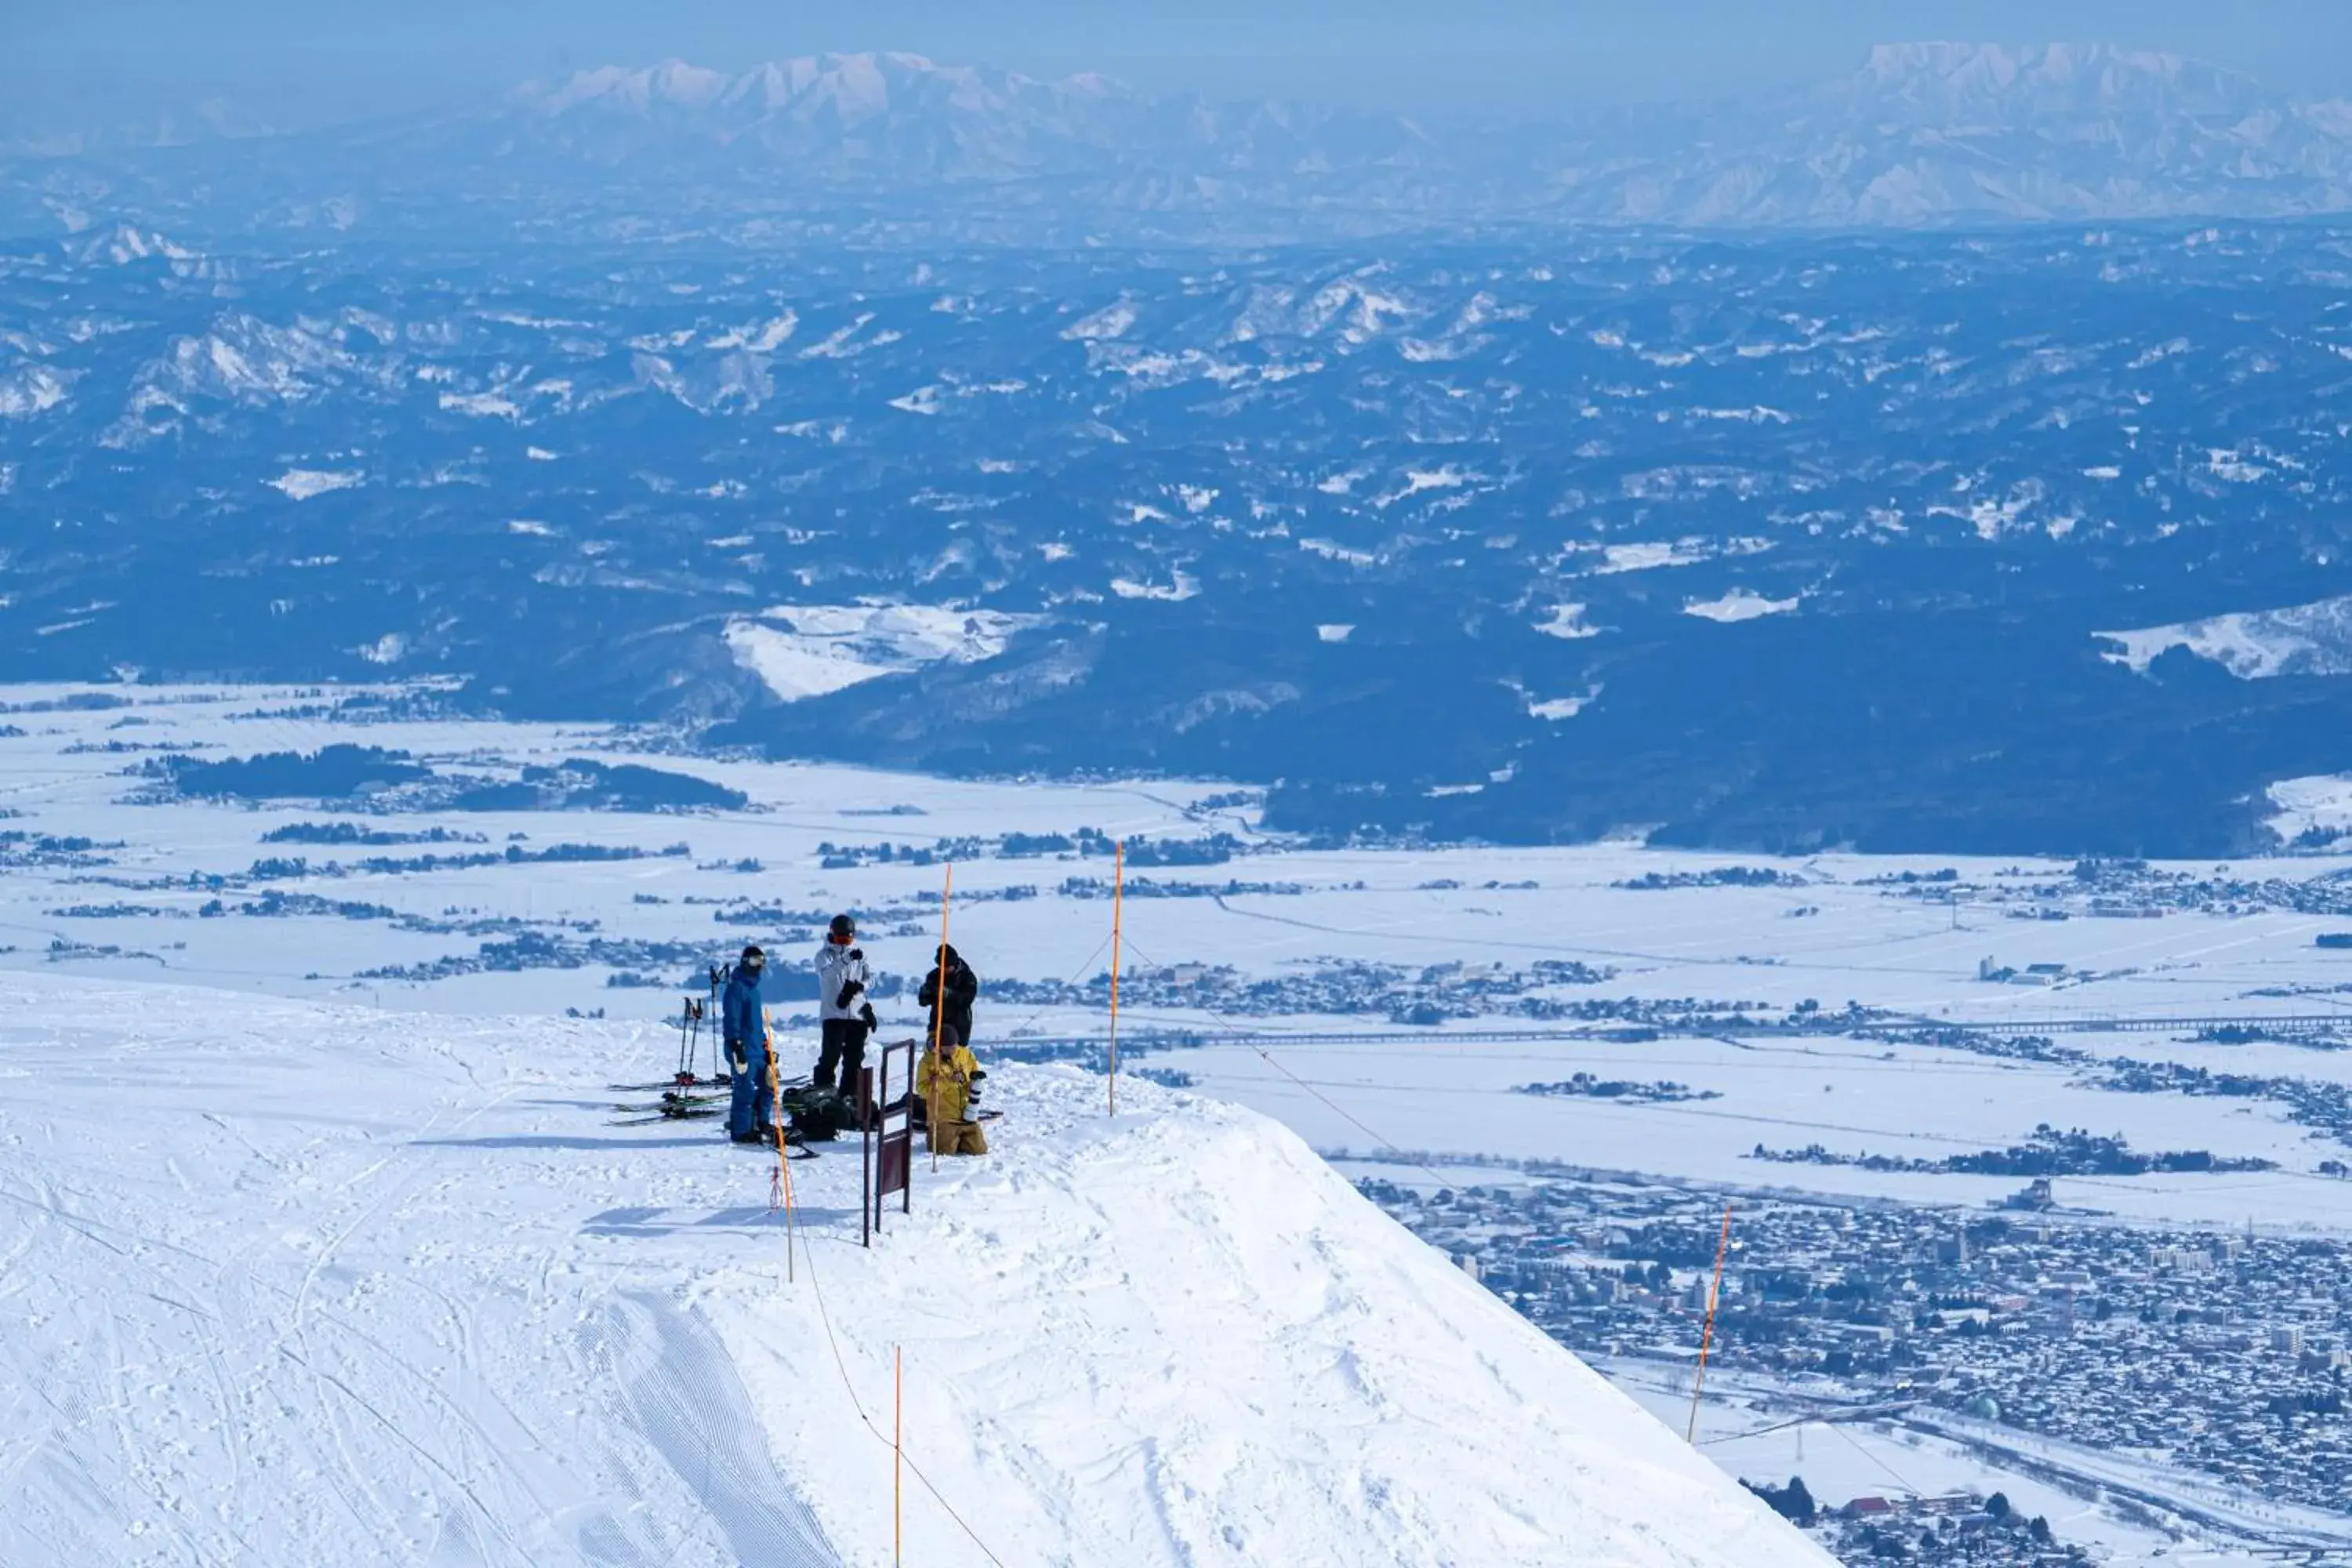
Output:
top-left (608, 1089), bottom-right (822, 1158)
top-left (608, 1076), bottom-right (732, 1094)
top-left (610, 1089), bottom-right (722, 1125)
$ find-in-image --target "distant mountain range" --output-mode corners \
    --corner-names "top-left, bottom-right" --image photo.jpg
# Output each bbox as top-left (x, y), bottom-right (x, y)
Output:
top-left (7, 44), bottom-right (2351, 239)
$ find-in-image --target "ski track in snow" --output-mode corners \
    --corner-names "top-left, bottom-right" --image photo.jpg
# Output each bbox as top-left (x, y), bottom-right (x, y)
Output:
top-left (0, 979), bottom-right (827, 1567)
top-left (0, 971), bottom-right (1826, 1567)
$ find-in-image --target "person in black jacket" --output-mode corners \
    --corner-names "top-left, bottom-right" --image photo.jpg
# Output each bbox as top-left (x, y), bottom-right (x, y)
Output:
top-left (917, 944), bottom-right (978, 1051)
top-left (915, 944), bottom-right (982, 1130)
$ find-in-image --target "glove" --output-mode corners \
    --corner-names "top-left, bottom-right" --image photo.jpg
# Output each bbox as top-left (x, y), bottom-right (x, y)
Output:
top-left (835, 979), bottom-right (864, 1009)
top-left (848, 948), bottom-right (864, 961)
top-left (727, 1044), bottom-right (747, 1073)
top-left (969, 1067), bottom-right (987, 1081)
top-left (860, 1002), bottom-right (879, 1031)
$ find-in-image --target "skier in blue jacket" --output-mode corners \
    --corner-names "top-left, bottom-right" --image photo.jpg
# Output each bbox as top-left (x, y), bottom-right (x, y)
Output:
top-left (723, 945), bottom-right (775, 1143)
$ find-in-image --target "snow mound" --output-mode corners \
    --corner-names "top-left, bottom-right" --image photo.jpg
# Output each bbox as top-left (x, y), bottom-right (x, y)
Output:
top-left (722, 1068), bottom-right (1827, 1566)
top-left (1534, 601), bottom-right (1601, 640)
top-left (1683, 588), bottom-right (1800, 624)
top-left (265, 466), bottom-right (363, 500)
top-left (724, 602), bottom-right (1043, 701)
top-left (0, 974), bottom-right (1826, 1567)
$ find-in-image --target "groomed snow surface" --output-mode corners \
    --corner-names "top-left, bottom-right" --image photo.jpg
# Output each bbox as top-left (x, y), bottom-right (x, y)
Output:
top-left (0, 972), bottom-right (1827, 1568)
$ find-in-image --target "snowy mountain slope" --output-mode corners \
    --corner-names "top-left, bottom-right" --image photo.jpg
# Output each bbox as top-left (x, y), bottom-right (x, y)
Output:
top-left (0, 971), bottom-right (1830, 1567)
top-left (1657, 42), bottom-right (2352, 224)
top-left (717, 1068), bottom-right (1831, 1566)
top-left (723, 604), bottom-right (1047, 702)
top-left (2100, 593), bottom-right (2352, 681)
top-left (7, 227), bottom-right (2352, 854)
top-left (495, 55), bottom-right (1160, 180)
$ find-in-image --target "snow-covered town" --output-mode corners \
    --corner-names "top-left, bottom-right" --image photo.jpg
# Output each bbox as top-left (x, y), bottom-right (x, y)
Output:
top-left (1374, 1175), bottom-right (2352, 1538)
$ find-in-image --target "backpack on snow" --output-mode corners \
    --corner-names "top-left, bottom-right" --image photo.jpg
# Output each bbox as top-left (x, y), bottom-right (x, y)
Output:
top-left (784, 1087), bottom-right (857, 1142)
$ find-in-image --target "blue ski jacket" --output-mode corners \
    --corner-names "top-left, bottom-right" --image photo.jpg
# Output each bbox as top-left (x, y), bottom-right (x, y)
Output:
top-left (722, 965), bottom-right (768, 1051)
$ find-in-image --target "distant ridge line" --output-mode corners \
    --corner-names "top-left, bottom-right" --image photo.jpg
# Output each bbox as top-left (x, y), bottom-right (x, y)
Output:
top-left (996, 1013), bottom-right (2351, 1053)
top-left (1891, 1013), bottom-right (2350, 1036)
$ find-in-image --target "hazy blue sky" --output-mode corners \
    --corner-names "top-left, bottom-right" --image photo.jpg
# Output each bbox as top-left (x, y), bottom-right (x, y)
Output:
top-left (13, 0), bottom-right (2352, 127)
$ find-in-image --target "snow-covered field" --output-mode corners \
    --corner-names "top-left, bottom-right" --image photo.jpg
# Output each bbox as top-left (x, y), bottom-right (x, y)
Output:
top-left (13, 681), bottom-right (2352, 1562)
top-left (10, 682), bottom-right (2352, 1231)
top-left (0, 969), bottom-right (1826, 1566)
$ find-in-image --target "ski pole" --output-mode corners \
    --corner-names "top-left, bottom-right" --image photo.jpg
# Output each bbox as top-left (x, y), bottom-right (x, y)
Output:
top-left (708, 966), bottom-right (724, 1082)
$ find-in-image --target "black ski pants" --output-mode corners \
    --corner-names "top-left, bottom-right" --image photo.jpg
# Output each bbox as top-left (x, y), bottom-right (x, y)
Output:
top-left (816, 1017), bottom-right (869, 1098)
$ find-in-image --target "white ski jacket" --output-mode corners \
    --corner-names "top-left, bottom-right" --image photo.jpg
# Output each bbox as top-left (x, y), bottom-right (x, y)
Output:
top-left (815, 939), bottom-right (873, 1024)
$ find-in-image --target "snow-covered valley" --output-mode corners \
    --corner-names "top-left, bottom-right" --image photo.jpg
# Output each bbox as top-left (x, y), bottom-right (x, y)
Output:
top-left (15, 682), bottom-right (2352, 1563)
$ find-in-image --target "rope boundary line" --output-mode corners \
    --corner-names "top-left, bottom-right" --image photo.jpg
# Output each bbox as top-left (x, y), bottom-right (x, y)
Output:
top-left (776, 1156), bottom-right (1010, 1566)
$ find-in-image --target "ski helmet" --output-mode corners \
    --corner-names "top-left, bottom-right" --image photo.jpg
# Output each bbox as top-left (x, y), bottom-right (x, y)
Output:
top-left (829, 913), bottom-right (856, 940)
top-left (740, 944), bottom-right (765, 965)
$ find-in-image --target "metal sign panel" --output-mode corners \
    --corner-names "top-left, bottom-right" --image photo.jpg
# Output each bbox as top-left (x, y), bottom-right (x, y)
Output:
top-left (863, 1037), bottom-right (917, 1244)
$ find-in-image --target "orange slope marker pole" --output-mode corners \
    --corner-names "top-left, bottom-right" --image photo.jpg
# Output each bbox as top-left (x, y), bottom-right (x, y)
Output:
top-left (1107, 839), bottom-right (1124, 1116)
top-left (894, 1345), bottom-right (905, 1567)
top-left (929, 863), bottom-right (952, 1174)
top-left (762, 1007), bottom-right (781, 1221)
top-left (1686, 1200), bottom-right (1733, 1444)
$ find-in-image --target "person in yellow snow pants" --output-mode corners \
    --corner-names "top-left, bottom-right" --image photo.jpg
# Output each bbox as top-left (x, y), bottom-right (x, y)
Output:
top-left (916, 1039), bottom-right (989, 1156)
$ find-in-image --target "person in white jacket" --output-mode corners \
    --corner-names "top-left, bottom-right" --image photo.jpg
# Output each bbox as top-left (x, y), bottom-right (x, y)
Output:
top-left (814, 913), bottom-right (876, 1102)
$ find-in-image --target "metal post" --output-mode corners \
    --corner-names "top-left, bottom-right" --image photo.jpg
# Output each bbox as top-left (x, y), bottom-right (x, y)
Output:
top-left (862, 1063), bottom-right (873, 1248)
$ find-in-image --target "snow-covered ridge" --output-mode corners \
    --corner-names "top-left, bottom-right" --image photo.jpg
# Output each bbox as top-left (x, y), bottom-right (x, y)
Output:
top-left (2097, 593), bottom-right (2352, 679)
top-left (1857, 42), bottom-right (2257, 114)
top-left (514, 53), bottom-right (1106, 122)
top-left (2267, 773), bottom-right (2352, 845)
top-left (0, 972), bottom-right (1828, 1566)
